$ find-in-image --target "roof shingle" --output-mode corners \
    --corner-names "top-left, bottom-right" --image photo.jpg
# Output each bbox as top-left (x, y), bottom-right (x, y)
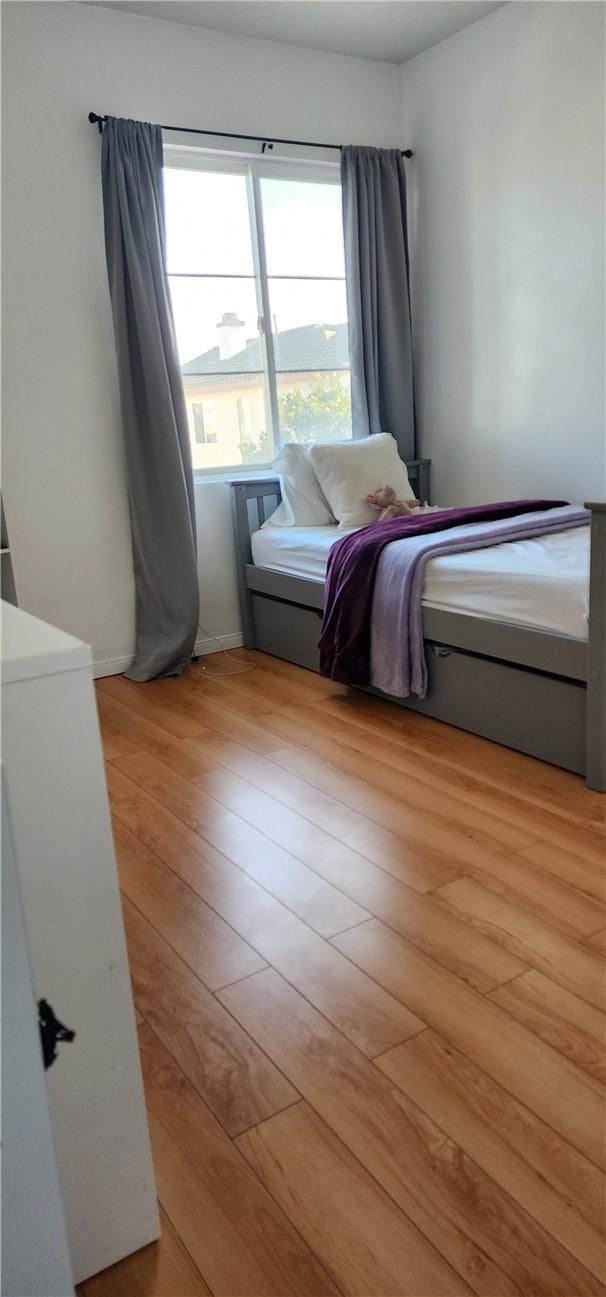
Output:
top-left (181, 322), bottom-right (349, 376)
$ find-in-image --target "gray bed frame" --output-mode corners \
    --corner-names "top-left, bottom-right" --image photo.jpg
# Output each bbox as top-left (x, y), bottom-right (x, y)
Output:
top-left (231, 462), bottom-right (606, 791)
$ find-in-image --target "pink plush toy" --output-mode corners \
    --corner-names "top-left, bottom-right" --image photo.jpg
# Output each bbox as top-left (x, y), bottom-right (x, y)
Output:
top-left (365, 484), bottom-right (420, 522)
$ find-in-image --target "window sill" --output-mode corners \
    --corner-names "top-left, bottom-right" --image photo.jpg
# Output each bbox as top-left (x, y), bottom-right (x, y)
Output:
top-left (193, 468), bottom-right (277, 487)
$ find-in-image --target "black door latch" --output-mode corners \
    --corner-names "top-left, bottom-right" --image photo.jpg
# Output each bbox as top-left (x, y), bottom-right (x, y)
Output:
top-left (38, 999), bottom-right (76, 1070)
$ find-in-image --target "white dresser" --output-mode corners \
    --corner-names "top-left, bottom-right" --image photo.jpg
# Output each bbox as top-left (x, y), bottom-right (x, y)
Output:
top-left (1, 602), bottom-right (159, 1285)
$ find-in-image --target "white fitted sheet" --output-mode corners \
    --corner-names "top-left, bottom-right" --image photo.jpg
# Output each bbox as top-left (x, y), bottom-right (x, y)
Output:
top-left (251, 522), bottom-right (590, 641)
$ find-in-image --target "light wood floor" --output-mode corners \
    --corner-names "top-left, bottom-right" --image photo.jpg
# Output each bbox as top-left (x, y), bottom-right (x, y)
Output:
top-left (81, 650), bottom-right (605, 1297)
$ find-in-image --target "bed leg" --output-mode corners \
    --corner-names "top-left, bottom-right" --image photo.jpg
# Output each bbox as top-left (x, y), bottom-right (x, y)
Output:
top-left (585, 501), bottom-right (606, 791)
top-left (231, 483), bottom-right (257, 650)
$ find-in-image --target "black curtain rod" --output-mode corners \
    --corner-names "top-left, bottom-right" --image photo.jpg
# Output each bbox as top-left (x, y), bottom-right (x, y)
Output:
top-left (88, 112), bottom-right (413, 157)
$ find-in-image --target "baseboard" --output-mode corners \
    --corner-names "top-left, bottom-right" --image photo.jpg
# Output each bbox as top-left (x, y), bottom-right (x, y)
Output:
top-left (194, 631), bottom-right (244, 658)
top-left (93, 632), bottom-right (244, 680)
top-left (93, 654), bottom-right (133, 680)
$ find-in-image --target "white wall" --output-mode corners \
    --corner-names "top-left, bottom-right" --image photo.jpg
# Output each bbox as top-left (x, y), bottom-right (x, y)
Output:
top-left (400, 1), bottom-right (605, 505)
top-left (1, 2), bottom-right (401, 670)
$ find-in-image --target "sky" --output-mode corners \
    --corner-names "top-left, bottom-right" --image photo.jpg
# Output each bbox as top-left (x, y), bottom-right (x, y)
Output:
top-left (164, 166), bottom-right (347, 366)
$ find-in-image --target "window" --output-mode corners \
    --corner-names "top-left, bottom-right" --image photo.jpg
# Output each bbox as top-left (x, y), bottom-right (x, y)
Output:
top-left (236, 397), bottom-right (247, 442)
top-left (192, 401), bottom-right (217, 444)
top-left (164, 155), bottom-right (351, 473)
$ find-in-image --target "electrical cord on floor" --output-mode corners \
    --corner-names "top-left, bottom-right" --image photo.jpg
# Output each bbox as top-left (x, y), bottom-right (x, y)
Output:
top-left (191, 622), bottom-right (257, 677)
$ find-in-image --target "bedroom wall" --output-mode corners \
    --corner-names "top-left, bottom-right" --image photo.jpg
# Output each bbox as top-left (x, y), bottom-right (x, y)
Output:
top-left (1, 2), bottom-right (402, 672)
top-left (400, 1), bottom-right (605, 505)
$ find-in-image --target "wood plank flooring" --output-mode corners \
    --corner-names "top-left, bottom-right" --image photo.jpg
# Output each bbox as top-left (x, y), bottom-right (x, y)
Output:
top-left (81, 651), bottom-right (606, 1297)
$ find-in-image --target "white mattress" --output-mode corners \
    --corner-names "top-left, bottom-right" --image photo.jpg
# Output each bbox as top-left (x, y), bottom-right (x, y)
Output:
top-left (251, 522), bottom-right (590, 641)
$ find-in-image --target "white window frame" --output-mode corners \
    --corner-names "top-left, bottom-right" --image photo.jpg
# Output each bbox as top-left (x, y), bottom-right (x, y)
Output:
top-left (163, 144), bottom-right (348, 480)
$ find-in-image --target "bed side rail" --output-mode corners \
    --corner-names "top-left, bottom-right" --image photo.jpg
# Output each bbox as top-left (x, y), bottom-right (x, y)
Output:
top-left (585, 501), bottom-right (606, 791)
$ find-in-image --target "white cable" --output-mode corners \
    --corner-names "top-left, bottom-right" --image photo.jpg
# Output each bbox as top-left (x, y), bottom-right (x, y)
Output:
top-left (193, 622), bottom-right (257, 677)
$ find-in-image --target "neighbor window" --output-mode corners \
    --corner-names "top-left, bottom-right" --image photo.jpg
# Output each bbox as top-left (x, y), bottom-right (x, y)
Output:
top-left (191, 401), bottom-right (217, 444)
top-left (164, 154), bottom-right (351, 473)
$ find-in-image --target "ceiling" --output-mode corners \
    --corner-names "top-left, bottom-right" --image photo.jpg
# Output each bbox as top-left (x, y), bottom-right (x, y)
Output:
top-left (90, 1), bottom-right (506, 65)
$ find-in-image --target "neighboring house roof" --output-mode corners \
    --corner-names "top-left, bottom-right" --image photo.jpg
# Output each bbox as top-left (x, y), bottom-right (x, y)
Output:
top-left (181, 322), bottom-right (349, 377)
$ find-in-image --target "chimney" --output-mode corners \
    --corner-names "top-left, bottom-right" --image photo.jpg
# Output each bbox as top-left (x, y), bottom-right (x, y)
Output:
top-left (217, 311), bottom-right (245, 360)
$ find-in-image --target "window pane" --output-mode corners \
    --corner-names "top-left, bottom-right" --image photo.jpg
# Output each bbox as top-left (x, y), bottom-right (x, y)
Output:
top-left (268, 280), bottom-right (349, 372)
top-left (164, 168), bottom-right (254, 275)
top-left (183, 373), bottom-right (270, 470)
top-left (191, 401), bottom-right (218, 444)
top-left (277, 371), bottom-right (352, 445)
top-left (260, 179), bottom-right (345, 278)
top-left (169, 277), bottom-right (261, 372)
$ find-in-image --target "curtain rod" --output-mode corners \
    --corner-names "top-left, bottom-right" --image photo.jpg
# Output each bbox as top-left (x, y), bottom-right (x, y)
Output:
top-left (87, 112), bottom-right (413, 158)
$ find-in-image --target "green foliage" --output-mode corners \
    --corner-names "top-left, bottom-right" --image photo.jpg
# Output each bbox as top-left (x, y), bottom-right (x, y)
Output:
top-left (240, 427), bottom-right (271, 466)
top-left (278, 372), bottom-right (351, 445)
top-left (240, 373), bottom-right (351, 464)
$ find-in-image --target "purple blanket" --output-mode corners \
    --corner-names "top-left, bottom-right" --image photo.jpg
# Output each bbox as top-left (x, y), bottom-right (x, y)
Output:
top-left (318, 499), bottom-right (585, 691)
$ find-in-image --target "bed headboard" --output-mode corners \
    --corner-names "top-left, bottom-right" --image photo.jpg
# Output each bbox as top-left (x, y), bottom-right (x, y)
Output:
top-left (230, 478), bottom-right (282, 569)
top-left (230, 458), bottom-right (431, 567)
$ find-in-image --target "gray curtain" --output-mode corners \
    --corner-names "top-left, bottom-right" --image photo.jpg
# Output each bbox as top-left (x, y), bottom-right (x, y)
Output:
top-left (341, 146), bottom-right (415, 457)
top-left (101, 116), bottom-right (199, 681)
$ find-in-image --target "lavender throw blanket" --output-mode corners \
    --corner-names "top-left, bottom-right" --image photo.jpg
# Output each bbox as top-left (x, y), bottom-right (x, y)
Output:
top-left (318, 500), bottom-right (588, 695)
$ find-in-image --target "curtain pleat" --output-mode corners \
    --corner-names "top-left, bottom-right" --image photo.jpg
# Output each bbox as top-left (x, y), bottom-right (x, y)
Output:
top-left (341, 145), bottom-right (415, 458)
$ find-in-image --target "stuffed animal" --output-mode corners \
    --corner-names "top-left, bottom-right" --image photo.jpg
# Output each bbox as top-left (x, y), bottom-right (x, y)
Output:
top-left (365, 484), bottom-right (420, 522)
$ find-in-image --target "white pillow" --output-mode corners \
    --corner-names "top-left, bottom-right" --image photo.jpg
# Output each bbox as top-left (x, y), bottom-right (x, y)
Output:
top-left (263, 443), bottom-right (334, 528)
top-left (308, 434), bottom-right (414, 529)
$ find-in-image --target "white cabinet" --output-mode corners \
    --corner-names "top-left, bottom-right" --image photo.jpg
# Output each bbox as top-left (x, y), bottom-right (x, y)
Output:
top-left (2, 780), bottom-right (75, 1297)
top-left (1, 602), bottom-right (159, 1284)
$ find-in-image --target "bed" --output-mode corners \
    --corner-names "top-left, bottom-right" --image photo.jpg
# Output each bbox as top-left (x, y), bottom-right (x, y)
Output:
top-left (231, 463), bottom-right (606, 790)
